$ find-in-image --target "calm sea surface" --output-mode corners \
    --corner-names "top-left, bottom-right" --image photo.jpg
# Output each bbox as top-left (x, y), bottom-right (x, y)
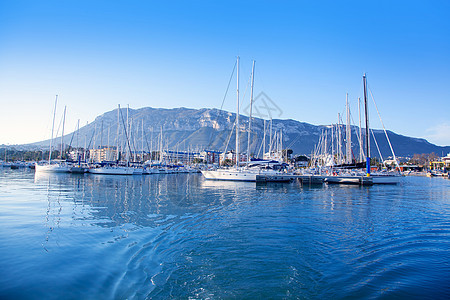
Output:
top-left (0, 168), bottom-right (449, 299)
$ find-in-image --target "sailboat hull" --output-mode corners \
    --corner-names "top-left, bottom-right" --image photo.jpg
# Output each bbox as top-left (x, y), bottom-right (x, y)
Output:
top-left (89, 167), bottom-right (134, 175)
top-left (70, 167), bottom-right (87, 173)
top-left (201, 170), bottom-right (257, 181)
top-left (35, 163), bottom-right (70, 173)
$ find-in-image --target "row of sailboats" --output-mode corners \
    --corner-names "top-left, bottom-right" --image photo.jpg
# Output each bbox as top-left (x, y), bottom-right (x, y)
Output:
top-left (312, 74), bottom-right (402, 184)
top-left (35, 99), bottom-right (198, 175)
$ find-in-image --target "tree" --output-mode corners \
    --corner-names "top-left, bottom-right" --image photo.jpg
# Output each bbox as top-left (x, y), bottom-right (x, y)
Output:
top-left (282, 149), bottom-right (294, 161)
top-left (221, 159), bottom-right (233, 166)
top-left (293, 155), bottom-right (309, 162)
top-left (409, 153), bottom-right (439, 166)
top-left (192, 158), bottom-right (205, 164)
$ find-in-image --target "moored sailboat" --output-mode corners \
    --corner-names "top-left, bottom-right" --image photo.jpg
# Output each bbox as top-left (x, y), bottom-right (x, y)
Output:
top-left (201, 58), bottom-right (285, 182)
top-left (89, 165), bottom-right (134, 175)
top-left (35, 96), bottom-right (70, 173)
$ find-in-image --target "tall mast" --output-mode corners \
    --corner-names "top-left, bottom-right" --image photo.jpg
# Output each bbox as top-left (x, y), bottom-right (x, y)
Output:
top-left (247, 60), bottom-right (255, 164)
top-left (263, 119), bottom-right (266, 158)
top-left (49, 95), bottom-right (58, 163)
top-left (76, 119), bottom-right (80, 162)
top-left (324, 129), bottom-right (327, 164)
top-left (61, 105), bottom-right (66, 160)
top-left (117, 105), bottom-right (120, 161)
top-left (331, 124), bottom-right (335, 165)
top-left (150, 127), bottom-right (153, 162)
top-left (346, 93), bottom-right (352, 163)
top-left (127, 105), bottom-right (130, 163)
top-left (92, 124), bottom-right (97, 163)
top-left (107, 126), bottom-right (110, 161)
top-left (358, 97), bottom-right (363, 162)
top-left (160, 126), bottom-right (163, 163)
top-left (269, 118), bottom-right (273, 155)
top-left (100, 119), bottom-right (103, 154)
top-left (130, 118), bottom-right (136, 162)
top-left (337, 113), bottom-right (341, 164)
top-left (280, 129), bottom-right (283, 162)
top-left (363, 73), bottom-right (370, 175)
top-left (84, 131), bottom-right (87, 162)
top-left (141, 119), bottom-right (144, 162)
top-left (235, 56), bottom-right (240, 168)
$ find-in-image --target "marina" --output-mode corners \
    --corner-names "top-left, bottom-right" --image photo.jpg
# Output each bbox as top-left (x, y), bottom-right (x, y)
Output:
top-left (1, 2), bottom-right (449, 299)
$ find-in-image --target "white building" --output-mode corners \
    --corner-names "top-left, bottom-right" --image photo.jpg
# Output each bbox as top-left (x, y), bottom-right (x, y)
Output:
top-left (89, 147), bottom-right (118, 163)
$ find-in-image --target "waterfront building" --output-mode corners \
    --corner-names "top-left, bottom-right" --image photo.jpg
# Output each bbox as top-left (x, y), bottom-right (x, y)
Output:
top-left (89, 146), bottom-right (118, 163)
top-left (430, 153), bottom-right (450, 171)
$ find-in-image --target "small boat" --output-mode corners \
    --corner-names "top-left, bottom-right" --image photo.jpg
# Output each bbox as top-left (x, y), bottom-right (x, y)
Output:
top-left (89, 166), bottom-right (134, 175)
top-left (426, 171), bottom-right (444, 177)
top-left (35, 162), bottom-right (70, 173)
top-left (202, 166), bottom-right (286, 182)
top-left (202, 168), bottom-right (259, 181)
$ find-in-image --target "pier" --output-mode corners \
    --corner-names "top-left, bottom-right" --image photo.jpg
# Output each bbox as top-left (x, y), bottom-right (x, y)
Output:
top-left (324, 175), bottom-right (373, 186)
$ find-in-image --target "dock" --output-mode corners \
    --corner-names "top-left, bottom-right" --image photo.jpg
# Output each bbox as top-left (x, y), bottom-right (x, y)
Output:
top-left (255, 174), bottom-right (324, 184)
top-left (256, 174), bottom-right (373, 185)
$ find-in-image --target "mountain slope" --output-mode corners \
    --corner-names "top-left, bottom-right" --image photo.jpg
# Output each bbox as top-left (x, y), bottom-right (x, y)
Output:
top-left (30, 106), bottom-right (450, 158)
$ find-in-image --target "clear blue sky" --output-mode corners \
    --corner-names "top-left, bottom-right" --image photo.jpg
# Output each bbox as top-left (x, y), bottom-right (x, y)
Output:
top-left (1, 0), bottom-right (449, 146)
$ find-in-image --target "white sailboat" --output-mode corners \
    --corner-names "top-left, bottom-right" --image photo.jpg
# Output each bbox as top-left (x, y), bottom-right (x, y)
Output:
top-left (202, 58), bottom-right (285, 182)
top-left (35, 161), bottom-right (70, 173)
top-left (89, 166), bottom-right (134, 175)
top-left (35, 96), bottom-right (70, 173)
top-left (361, 74), bottom-right (401, 184)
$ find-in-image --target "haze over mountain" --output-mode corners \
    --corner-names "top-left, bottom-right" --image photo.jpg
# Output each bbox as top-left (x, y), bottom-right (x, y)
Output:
top-left (26, 107), bottom-right (450, 158)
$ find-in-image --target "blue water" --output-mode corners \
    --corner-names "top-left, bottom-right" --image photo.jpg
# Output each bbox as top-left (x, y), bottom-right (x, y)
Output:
top-left (0, 168), bottom-right (449, 299)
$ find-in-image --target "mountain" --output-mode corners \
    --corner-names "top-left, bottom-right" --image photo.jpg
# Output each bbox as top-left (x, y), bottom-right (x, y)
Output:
top-left (28, 106), bottom-right (450, 158)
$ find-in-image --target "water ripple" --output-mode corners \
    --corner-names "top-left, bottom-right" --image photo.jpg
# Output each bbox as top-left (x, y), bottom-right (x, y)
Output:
top-left (1, 171), bottom-right (450, 299)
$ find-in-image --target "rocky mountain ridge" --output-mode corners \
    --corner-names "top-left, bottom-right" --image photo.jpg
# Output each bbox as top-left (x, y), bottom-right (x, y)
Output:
top-left (25, 106), bottom-right (450, 158)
